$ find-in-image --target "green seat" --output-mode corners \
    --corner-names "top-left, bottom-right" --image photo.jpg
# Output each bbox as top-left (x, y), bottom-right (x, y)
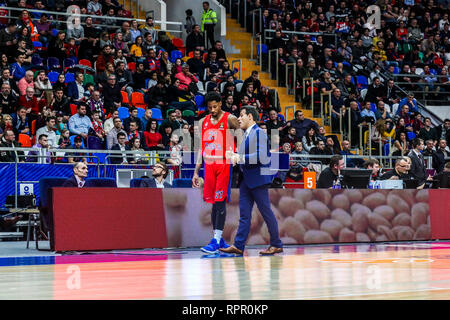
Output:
top-left (166, 109), bottom-right (175, 118)
top-left (182, 110), bottom-right (195, 117)
top-left (83, 74), bottom-right (94, 86)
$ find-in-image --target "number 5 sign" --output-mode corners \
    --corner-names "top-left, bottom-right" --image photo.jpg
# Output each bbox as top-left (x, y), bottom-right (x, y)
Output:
top-left (304, 171), bottom-right (316, 189)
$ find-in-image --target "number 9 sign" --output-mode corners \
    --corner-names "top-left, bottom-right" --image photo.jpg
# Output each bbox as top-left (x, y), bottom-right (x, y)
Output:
top-left (66, 5), bottom-right (81, 31)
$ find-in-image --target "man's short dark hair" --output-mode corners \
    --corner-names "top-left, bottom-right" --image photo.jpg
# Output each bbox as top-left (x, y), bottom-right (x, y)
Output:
top-left (241, 105), bottom-right (259, 122)
top-left (38, 134), bottom-right (48, 141)
top-left (46, 116), bottom-right (56, 122)
top-left (329, 155), bottom-right (343, 168)
top-left (17, 106), bottom-right (27, 112)
top-left (412, 138), bottom-right (423, 149)
top-left (363, 158), bottom-right (379, 169)
top-left (117, 132), bottom-right (126, 139)
top-left (204, 91), bottom-right (222, 104)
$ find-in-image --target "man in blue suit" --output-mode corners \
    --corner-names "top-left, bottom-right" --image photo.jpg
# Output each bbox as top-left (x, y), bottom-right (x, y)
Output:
top-left (220, 106), bottom-right (283, 255)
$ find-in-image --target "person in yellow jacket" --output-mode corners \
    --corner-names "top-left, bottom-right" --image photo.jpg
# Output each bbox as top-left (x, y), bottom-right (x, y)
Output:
top-left (201, 1), bottom-right (217, 49)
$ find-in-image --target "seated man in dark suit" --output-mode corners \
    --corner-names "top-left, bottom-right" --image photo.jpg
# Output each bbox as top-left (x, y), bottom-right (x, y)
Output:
top-left (110, 132), bottom-right (130, 164)
top-left (63, 162), bottom-right (89, 187)
top-left (139, 163), bottom-right (172, 188)
top-left (432, 162), bottom-right (450, 188)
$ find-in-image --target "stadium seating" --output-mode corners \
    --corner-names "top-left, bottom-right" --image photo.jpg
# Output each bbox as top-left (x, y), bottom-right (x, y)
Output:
top-left (18, 134), bottom-right (32, 147)
top-left (172, 178), bottom-right (193, 188)
top-left (118, 107), bottom-right (129, 120)
top-left (121, 91), bottom-right (130, 106)
top-left (84, 178), bottom-right (117, 187)
top-left (151, 108), bottom-right (163, 120)
top-left (131, 92), bottom-right (146, 109)
top-left (48, 71), bottom-right (59, 84)
top-left (70, 104), bottom-right (77, 115)
top-left (65, 72), bottom-right (75, 83)
top-left (170, 50), bottom-right (183, 63)
top-left (79, 59), bottom-right (92, 68)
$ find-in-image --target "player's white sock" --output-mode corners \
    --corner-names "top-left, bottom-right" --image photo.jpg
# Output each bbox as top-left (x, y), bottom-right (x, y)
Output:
top-left (213, 230), bottom-right (222, 243)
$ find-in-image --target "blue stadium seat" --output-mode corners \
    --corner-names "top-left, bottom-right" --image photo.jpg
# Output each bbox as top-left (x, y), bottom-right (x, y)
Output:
top-left (257, 44), bottom-right (268, 55)
top-left (342, 61), bottom-right (351, 68)
top-left (63, 58), bottom-right (76, 70)
top-left (90, 153), bottom-right (107, 164)
top-left (33, 41), bottom-right (43, 49)
top-left (137, 107), bottom-right (145, 119)
top-left (170, 50), bottom-right (183, 63)
top-left (407, 132), bottom-right (416, 140)
top-left (69, 135), bottom-right (85, 147)
top-left (118, 106), bottom-right (129, 120)
top-left (172, 178), bottom-right (193, 188)
top-left (38, 177), bottom-right (67, 207)
top-left (85, 178), bottom-right (117, 187)
top-left (151, 108), bottom-right (163, 120)
top-left (370, 103), bottom-right (377, 113)
top-left (393, 66), bottom-right (400, 74)
top-left (65, 72), bottom-right (75, 83)
top-left (47, 57), bottom-right (61, 71)
top-left (429, 69), bottom-right (437, 75)
top-left (195, 95), bottom-right (204, 109)
top-left (48, 71), bottom-right (59, 84)
top-left (278, 114), bottom-right (285, 121)
top-left (356, 76), bottom-right (368, 89)
top-left (31, 55), bottom-right (44, 67)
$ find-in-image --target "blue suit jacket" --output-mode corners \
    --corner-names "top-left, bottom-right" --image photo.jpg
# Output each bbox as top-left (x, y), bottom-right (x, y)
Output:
top-left (67, 81), bottom-right (82, 101)
top-left (238, 124), bottom-right (273, 189)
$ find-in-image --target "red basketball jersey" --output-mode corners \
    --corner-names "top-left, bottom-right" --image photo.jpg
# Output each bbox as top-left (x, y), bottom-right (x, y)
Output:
top-left (201, 112), bottom-right (234, 165)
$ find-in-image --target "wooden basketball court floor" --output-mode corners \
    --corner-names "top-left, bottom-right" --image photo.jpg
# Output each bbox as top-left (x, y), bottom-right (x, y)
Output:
top-left (1, 241), bottom-right (450, 299)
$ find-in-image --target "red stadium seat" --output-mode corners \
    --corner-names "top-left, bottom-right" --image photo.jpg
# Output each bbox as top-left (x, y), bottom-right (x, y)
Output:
top-left (172, 37), bottom-right (186, 56)
top-left (70, 104), bottom-right (77, 115)
top-left (18, 134), bottom-right (32, 147)
top-left (31, 120), bottom-right (36, 136)
top-left (128, 62), bottom-right (136, 72)
top-left (121, 91), bottom-right (130, 106)
top-left (131, 92), bottom-right (146, 109)
top-left (79, 59), bottom-right (92, 68)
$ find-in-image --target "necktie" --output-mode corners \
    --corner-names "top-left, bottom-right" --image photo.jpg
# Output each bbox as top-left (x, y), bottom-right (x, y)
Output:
top-left (79, 182), bottom-right (83, 188)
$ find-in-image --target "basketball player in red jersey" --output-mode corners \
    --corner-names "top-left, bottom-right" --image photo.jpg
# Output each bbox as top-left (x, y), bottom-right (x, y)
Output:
top-left (192, 91), bottom-right (240, 254)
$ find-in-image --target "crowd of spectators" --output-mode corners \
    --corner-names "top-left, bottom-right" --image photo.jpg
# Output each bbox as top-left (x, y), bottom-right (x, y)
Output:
top-left (0, 0), bottom-right (284, 165)
top-left (0, 0), bottom-right (449, 185)
top-left (239, 0), bottom-right (450, 177)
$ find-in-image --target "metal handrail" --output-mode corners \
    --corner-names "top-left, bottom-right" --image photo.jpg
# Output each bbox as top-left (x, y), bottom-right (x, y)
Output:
top-left (263, 29), bottom-right (338, 48)
top-left (285, 62), bottom-right (296, 96)
top-left (2, 6), bottom-right (182, 27)
top-left (251, 8), bottom-right (262, 37)
top-left (268, 49), bottom-right (279, 85)
top-left (231, 59), bottom-right (242, 81)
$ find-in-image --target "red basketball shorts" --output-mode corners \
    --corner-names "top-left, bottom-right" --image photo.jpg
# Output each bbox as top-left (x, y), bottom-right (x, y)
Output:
top-left (203, 163), bottom-right (232, 204)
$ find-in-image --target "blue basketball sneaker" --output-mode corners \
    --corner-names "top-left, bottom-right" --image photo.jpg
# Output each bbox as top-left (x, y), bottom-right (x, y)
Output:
top-left (201, 238), bottom-right (219, 254)
top-left (219, 238), bottom-right (230, 249)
